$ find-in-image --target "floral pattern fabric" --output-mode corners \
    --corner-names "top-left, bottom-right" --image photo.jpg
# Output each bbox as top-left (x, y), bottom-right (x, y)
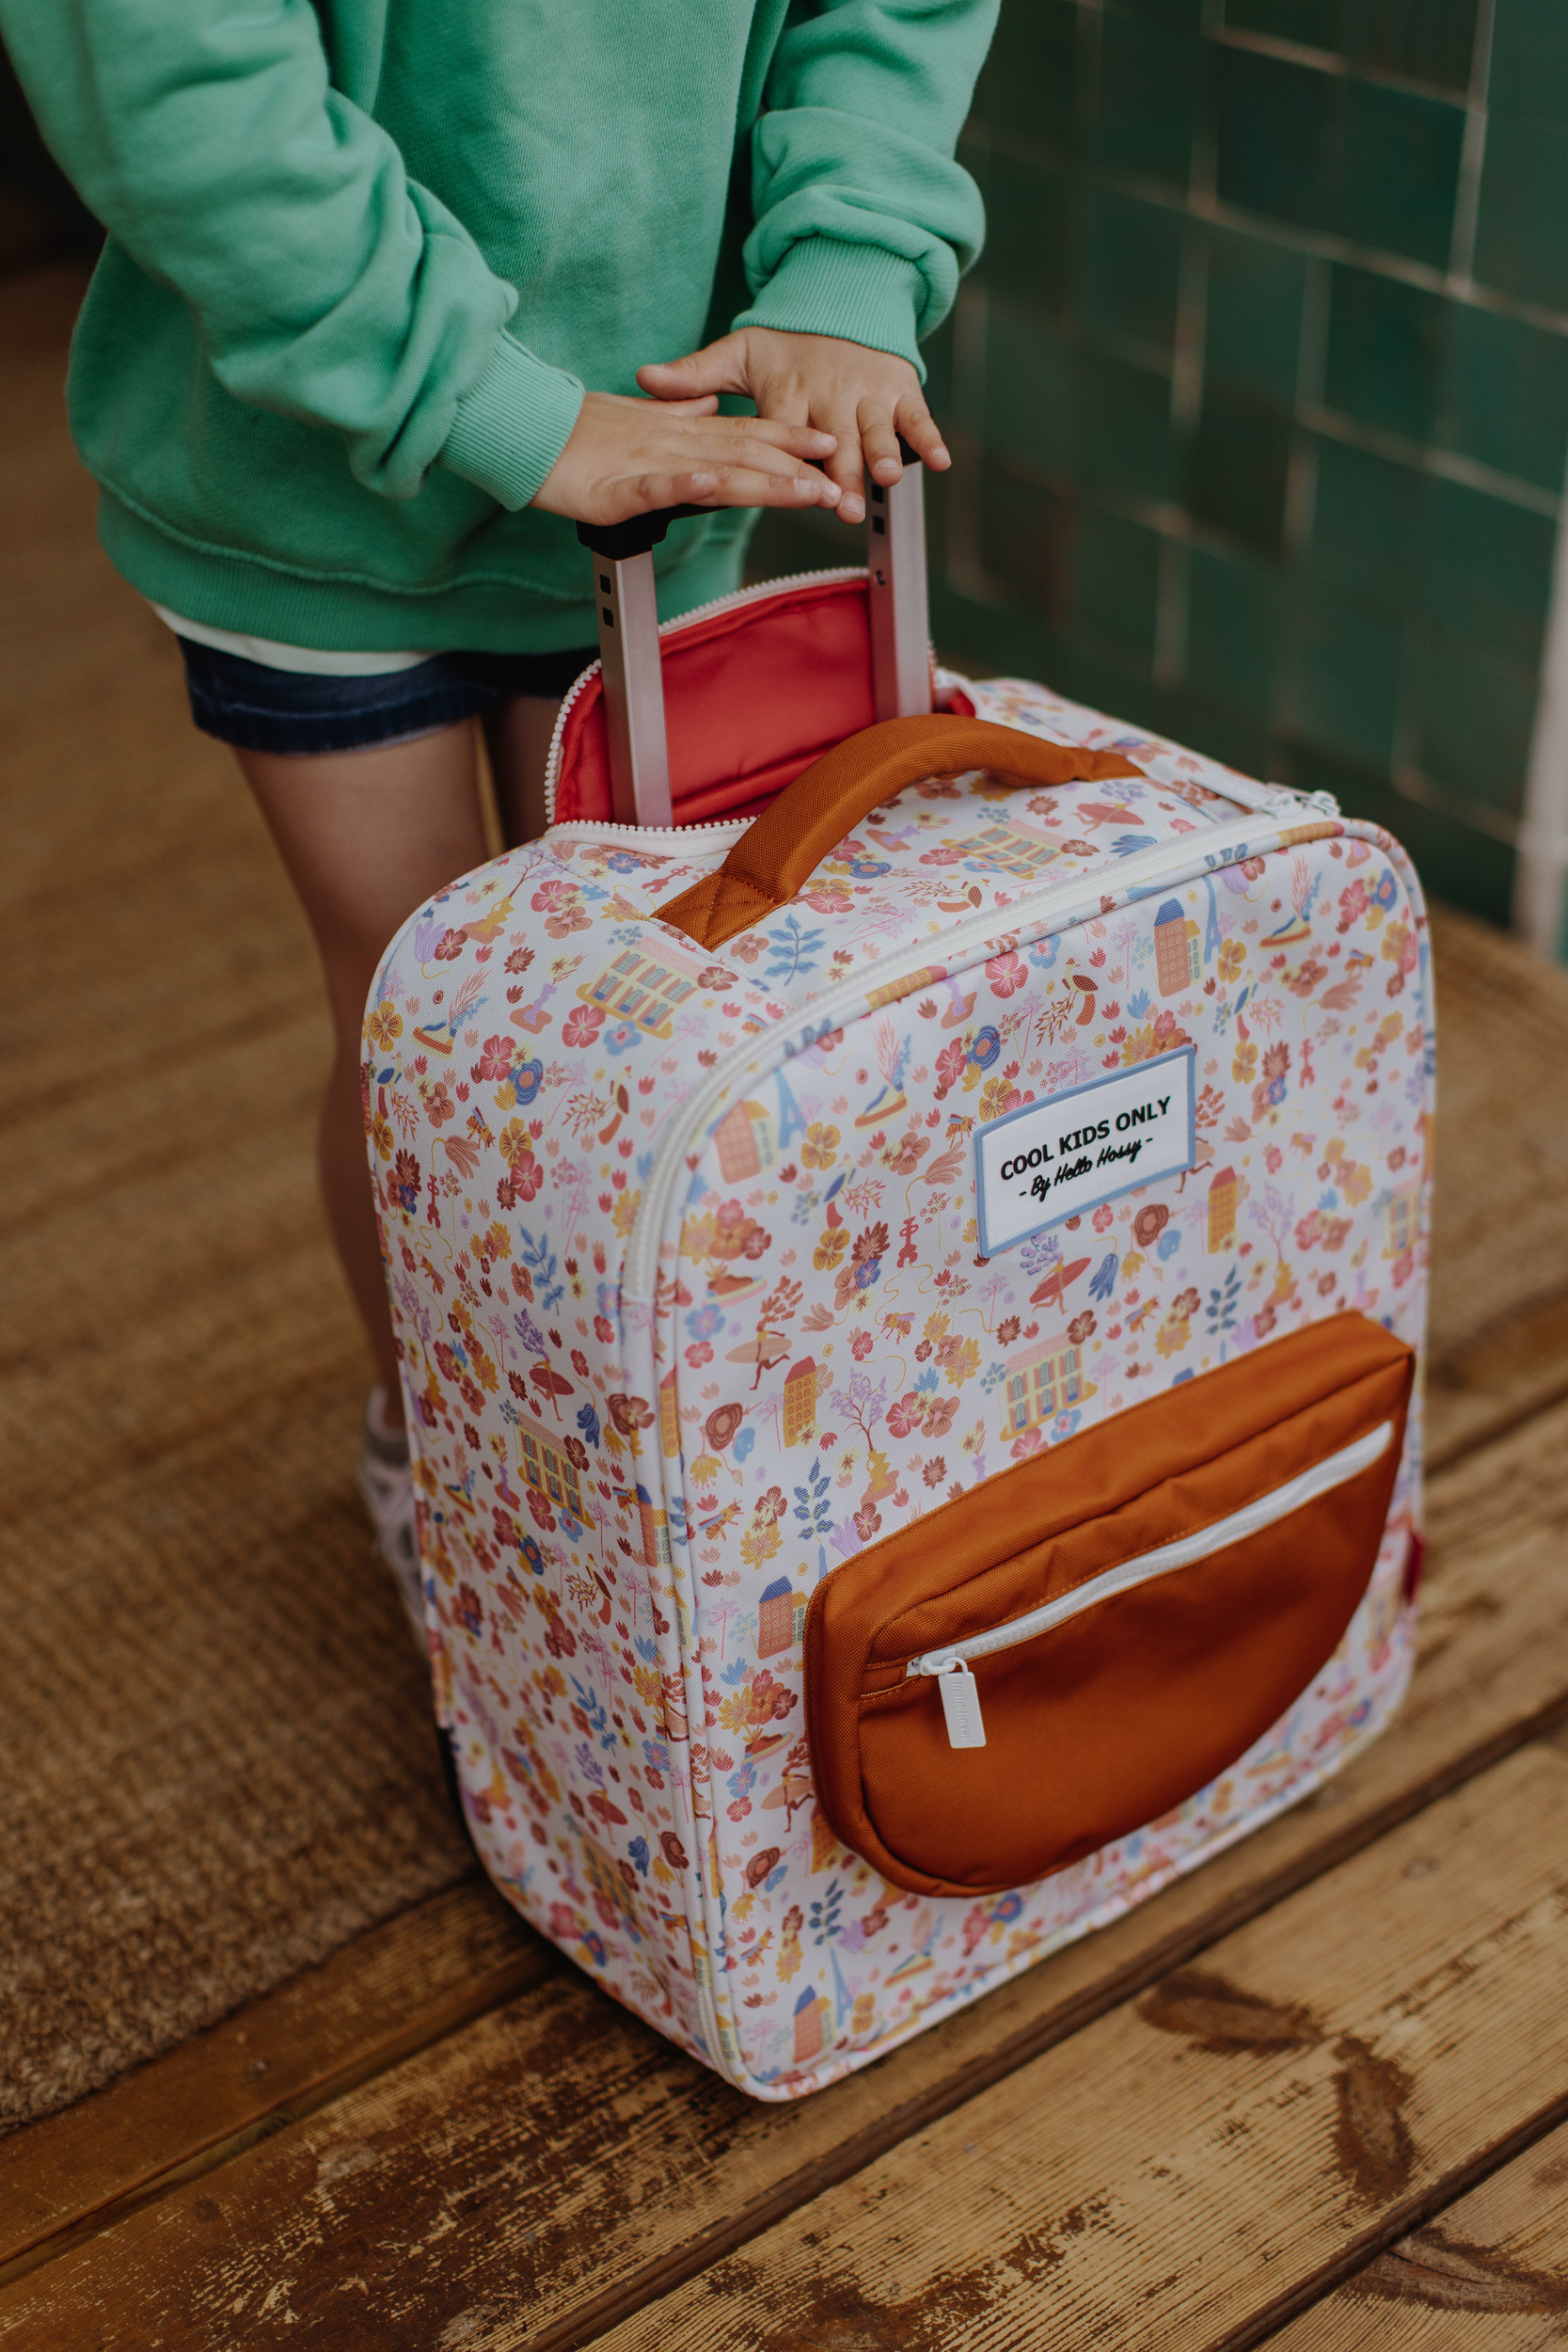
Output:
top-left (367, 669), bottom-right (1432, 2099)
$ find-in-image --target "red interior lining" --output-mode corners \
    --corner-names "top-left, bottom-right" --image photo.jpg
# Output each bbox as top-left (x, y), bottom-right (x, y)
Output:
top-left (553, 573), bottom-right (974, 829)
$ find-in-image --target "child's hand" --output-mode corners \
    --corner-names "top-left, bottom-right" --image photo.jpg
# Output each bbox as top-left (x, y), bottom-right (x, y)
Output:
top-left (637, 329), bottom-right (950, 525)
top-left (531, 389), bottom-right (843, 525)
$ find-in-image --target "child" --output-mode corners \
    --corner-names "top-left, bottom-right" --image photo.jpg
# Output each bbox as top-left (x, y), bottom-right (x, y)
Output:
top-left (3, 0), bottom-right (997, 1631)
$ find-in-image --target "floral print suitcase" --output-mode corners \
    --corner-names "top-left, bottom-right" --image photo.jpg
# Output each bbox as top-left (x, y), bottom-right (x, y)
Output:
top-left (366, 538), bottom-right (1430, 2102)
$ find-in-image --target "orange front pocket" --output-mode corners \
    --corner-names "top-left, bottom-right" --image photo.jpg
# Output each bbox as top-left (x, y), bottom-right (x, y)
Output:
top-left (804, 1312), bottom-right (1414, 1898)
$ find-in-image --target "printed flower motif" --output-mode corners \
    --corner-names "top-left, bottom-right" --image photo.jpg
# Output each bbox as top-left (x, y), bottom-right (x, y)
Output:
top-left (801, 1122), bottom-right (841, 1170)
top-left (1218, 939), bottom-right (1246, 981)
top-left (814, 1227), bottom-right (850, 1271)
top-left (422, 1080), bottom-right (455, 1126)
top-left (433, 930), bottom-right (467, 961)
top-left (886, 1392), bottom-right (924, 1439)
top-left (935, 1041), bottom-right (967, 1096)
top-left (985, 952), bottom-right (1028, 998)
top-left (1119, 1012), bottom-right (1191, 1068)
top-left (977, 1075), bottom-right (1021, 1122)
top-left (880, 1129), bottom-right (929, 1175)
top-left (390, 1150), bottom-right (420, 1214)
top-left (474, 1035), bottom-right (514, 1081)
top-left (562, 1004), bottom-right (607, 1048)
top-left (366, 1000), bottom-right (403, 1050)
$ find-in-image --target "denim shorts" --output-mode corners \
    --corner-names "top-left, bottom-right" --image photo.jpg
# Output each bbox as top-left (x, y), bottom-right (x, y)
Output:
top-left (177, 640), bottom-right (598, 756)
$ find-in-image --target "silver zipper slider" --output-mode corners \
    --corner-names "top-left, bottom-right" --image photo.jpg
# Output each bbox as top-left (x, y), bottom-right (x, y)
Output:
top-left (917, 1654), bottom-right (987, 1749)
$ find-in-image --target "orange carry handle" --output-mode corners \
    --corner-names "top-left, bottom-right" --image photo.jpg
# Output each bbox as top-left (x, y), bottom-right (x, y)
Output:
top-left (657, 714), bottom-right (1144, 949)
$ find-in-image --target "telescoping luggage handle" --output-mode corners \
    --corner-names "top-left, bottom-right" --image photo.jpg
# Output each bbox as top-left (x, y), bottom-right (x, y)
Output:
top-left (575, 444), bottom-right (931, 830)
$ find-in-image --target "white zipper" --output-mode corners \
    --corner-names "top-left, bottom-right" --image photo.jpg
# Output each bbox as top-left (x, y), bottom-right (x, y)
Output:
top-left (541, 564), bottom-right (868, 824)
top-left (909, 1418), bottom-right (1395, 1747)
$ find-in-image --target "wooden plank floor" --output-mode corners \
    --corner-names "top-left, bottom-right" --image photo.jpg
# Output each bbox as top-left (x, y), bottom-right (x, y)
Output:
top-left (5, 1369), bottom-right (1568, 2346)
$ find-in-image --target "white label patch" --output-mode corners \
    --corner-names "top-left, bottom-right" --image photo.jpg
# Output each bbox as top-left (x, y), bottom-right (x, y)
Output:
top-left (974, 1046), bottom-right (1196, 1255)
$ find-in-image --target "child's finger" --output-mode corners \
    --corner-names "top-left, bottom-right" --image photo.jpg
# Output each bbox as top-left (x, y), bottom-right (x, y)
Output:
top-left (626, 465), bottom-right (841, 517)
top-left (814, 407), bottom-right (867, 524)
top-left (893, 395), bottom-right (951, 471)
top-left (715, 417), bottom-right (837, 462)
top-left (636, 334), bottom-right (751, 401)
top-left (686, 421), bottom-right (836, 477)
top-left (859, 407), bottom-right (906, 488)
top-left (641, 392), bottom-right (723, 419)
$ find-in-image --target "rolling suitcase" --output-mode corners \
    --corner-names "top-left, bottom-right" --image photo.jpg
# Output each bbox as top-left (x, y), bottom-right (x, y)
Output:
top-left (367, 471), bottom-right (1431, 2098)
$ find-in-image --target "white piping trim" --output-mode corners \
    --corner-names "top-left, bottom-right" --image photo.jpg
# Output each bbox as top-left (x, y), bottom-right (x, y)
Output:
top-left (909, 1420), bottom-right (1395, 1677)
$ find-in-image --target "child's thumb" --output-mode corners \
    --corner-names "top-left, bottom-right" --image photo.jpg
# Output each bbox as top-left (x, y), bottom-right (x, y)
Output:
top-left (636, 336), bottom-right (745, 401)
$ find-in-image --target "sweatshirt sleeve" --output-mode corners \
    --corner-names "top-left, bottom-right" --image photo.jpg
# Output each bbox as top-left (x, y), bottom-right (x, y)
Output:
top-left (0, 0), bottom-right (583, 507)
top-left (732, 0), bottom-right (998, 377)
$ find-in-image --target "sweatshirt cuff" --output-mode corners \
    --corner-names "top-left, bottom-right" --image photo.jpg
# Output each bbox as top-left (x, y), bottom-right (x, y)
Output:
top-left (733, 237), bottom-right (927, 379)
top-left (439, 331), bottom-right (586, 511)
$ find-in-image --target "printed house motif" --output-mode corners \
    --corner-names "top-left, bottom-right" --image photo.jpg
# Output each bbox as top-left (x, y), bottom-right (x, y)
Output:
top-left (634, 1482), bottom-right (671, 1569)
top-left (1208, 1166), bottom-right (1238, 1252)
top-left (757, 1575), bottom-right (810, 1658)
top-left (1386, 1184), bottom-right (1420, 1258)
top-left (793, 1982), bottom-right (830, 2063)
top-left (518, 1414), bottom-right (592, 1526)
top-left (953, 820), bottom-right (1063, 879)
top-left (1003, 1336), bottom-right (1098, 1438)
top-left (714, 1098), bottom-right (779, 1184)
top-left (1154, 898), bottom-right (1202, 995)
top-left (578, 937), bottom-right (708, 1040)
top-left (782, 1357), bottom-right (816, 1447)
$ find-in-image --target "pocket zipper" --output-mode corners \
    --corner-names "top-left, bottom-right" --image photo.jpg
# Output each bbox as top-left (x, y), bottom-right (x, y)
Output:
top-left (909, 1418), bottom-right (1396, 1750)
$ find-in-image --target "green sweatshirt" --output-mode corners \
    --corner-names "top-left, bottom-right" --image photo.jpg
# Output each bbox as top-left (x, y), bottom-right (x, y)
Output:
top-left (1, 0), bottom-right (995, 651)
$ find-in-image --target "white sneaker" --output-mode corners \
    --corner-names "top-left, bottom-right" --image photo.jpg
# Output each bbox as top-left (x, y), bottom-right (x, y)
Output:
top-left (357, 1388), bottom-right (427, 1646)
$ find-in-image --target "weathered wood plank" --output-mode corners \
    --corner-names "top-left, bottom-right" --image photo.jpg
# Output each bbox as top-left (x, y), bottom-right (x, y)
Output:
top-left (2, 1401), bottom-right (1567, 2349)
top-left (0, 1883), bottom-right (551, 2289)
top-left (595, 1741), bottom-right (1568, 2352)
top-left (1427, 1289), bottom-right (1568, 1473)
top-left (1424, 903), bottom-right (1568, 1378)
top-left (1269, 2116), bottom-right (1568, 2347)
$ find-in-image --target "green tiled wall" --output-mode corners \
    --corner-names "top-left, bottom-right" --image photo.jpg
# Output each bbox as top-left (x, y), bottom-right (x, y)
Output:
top-left (752, 0), bottom-right (1568, 943)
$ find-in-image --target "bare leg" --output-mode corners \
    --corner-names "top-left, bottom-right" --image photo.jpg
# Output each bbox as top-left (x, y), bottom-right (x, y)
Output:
top-left (484, 693), bottom-right (562, 845)
top-left (237, 723), bottom-right (489, 1425)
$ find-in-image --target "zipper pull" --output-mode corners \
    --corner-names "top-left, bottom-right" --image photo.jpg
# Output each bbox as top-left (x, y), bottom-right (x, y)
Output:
top-left (917, 1654), bottom-right (987, 1749)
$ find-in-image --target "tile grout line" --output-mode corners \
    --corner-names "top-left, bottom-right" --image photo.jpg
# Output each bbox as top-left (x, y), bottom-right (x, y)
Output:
top-left (1513, 445), bottom-right (1568, 955)
top-left (1447, 0), bottom-right (1497, 289)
